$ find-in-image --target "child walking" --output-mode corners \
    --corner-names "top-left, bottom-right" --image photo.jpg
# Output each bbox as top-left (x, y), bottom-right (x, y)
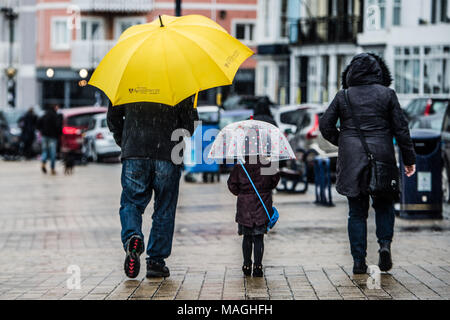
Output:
top-left (227, 157), bottom-right (280, 277)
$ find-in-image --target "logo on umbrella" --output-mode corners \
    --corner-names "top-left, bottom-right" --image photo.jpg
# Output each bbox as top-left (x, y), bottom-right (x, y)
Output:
top-left (128, 87), bottom-right (160, 95)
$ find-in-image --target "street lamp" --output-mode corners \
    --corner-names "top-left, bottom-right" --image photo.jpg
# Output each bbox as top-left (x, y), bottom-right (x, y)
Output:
top-left (175, 0), bottom-right (181, 17)
top-left (1, 6), bottom-right (18, 108)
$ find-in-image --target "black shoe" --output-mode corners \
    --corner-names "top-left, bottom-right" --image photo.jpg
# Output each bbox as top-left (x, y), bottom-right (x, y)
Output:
top-left (146, 260), bottom-right (170, 278)
top-left (124, 235), bottom-right (144, 278)
top-left (242, 264), bottom-right (252, 276)
top-left (253, 265), bottom-right (263, 277)
top-left (378, 243), bottom-right (393, 272)
top-left (353, 260), bottom-right (368, 274)
top-left (41, 163), bottom-right (47, 174)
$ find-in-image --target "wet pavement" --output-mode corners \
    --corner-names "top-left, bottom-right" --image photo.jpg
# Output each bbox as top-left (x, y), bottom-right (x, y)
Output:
top-left (0, 160), bottom-right (449, 300)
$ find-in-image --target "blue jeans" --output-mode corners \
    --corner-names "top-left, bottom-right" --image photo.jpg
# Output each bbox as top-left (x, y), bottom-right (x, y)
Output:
top-left (120, 159), bottom-right (181, 265)
top-left (41, 136), bottom-right (57, 169)
top-left (347, 195), bottom-right (395, 262)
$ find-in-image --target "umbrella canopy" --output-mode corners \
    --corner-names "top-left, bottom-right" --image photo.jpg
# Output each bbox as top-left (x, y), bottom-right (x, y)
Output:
top-left (89, 14), bottom-right (254, 106)
top-left (208, 120), bottom-right (296, 161)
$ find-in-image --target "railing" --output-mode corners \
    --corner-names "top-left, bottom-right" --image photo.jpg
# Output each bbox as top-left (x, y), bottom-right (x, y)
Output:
top-left (0, 42), bottom-right (19, 68)
top-left (72, 0), bottom-right (154, 12)
top-left (71, 40), bottom-right (116, 69)
top-left (289, 16), bottom-right (362, 45)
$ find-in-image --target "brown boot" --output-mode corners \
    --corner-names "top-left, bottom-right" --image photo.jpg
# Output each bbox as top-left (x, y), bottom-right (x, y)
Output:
top-left (51, 169), bottom-right (56, 175)
top-left (41, 163), bottom-right (47, 174)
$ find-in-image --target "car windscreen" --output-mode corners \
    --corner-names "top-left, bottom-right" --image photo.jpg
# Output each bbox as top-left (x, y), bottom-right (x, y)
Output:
top-left (295, 110), bottom-right (312, 131)
top-left (198, 111), bottom-right (219, 124)
top-left (432, 100), bottom-right (449, 114)
top-left (101, 119), bottom-right (108, 128)
top-left (3, 110), bottom-right (23, 125)
top-left (280, 109), bottom-right (305, 126)
top-left (219, 113), bottom-right (252, 129)
top-left (67, 113), bottom-right (103, 128)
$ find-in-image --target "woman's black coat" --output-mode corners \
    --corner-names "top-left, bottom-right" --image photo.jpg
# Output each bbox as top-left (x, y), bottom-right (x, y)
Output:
top-left (319, 53), bottom-right (416, 198)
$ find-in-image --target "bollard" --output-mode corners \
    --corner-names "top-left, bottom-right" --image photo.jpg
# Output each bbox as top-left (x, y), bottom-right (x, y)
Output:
top-left (314, 156), bottom-right (334, 207)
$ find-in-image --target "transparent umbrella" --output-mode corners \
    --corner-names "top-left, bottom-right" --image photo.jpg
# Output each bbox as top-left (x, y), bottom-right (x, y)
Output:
top-left (208, 119), bottom-right (296, 161)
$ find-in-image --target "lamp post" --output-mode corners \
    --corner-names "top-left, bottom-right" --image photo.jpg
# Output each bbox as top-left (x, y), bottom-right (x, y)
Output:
top-left (1, 6), bottom-right (18, 108)
top-left (175, 0), bottom-right (181, 17)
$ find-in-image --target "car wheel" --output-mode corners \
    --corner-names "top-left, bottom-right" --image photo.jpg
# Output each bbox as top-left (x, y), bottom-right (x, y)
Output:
top-left (442, 165), bottom-right (450, 203)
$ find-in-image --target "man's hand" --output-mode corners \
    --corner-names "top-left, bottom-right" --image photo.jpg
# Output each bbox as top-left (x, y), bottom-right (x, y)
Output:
top-left (405, 164), bottom-right (416, 177)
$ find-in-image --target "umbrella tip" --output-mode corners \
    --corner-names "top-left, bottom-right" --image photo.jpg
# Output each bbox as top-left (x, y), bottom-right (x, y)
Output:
top-left (159, 15), bottom-right (164, 27)
top-left (250, 115), bottom-right (254, 120)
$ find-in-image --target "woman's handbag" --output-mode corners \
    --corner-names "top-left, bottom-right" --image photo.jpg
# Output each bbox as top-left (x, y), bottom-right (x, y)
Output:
top-left (344, 90), bottom-right (400, 198)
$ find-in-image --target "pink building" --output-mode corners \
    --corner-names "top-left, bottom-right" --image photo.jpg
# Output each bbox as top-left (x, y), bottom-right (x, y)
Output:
top-left (36, 0), bottom-right (257, 108)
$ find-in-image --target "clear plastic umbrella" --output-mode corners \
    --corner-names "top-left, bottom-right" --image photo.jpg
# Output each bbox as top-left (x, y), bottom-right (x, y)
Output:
top-left (208, 119), bottom-right (296, 161)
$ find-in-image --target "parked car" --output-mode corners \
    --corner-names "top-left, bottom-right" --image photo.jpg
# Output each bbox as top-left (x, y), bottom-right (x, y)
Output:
top-left (82, 113), bottom-right (121, 162)
top-left (409, 113), bottom-right (445, 131)
top-left (222, 95), bottom-right (276, 111)
top-left (403, 98), bottom-right (449, 120)
top-left (273, 104), bottom-right (324, 138)
top-left (59, 106), bottom-right (107, 158)
top-left (290, 107), bottom-right (339, 181)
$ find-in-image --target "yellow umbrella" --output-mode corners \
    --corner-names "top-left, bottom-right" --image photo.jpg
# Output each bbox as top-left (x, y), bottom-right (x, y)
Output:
top-left (89, 14), bottom-right (254, 107)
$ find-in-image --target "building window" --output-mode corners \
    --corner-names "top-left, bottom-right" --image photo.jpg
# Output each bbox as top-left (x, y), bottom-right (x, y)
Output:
top-left (393, 0), bottom-right (401, 26)
top-left (115, 17), bottom-right (146, 39)
top-left (280, 0), bottom-right (288, 38)
top-left (51, 18), bottom-right (70, 51)
top-left (80, 18), bottom-right (104, 41)
top-left (233, 21), bottom-right (255, 44)
top-left (394, 45), bottom-right (450, 95)
top-left (431, 0), bottom-right (449, 24)
top-left (368, 0), bottom-right (386, 29)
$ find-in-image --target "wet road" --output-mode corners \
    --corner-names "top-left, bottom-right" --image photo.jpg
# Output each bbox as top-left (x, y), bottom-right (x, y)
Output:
top-left (0, 160), bottom-right (449, 300)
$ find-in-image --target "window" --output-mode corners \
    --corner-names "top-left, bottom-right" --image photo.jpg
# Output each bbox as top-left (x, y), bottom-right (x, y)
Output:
top-left (424, 46), bottom-right (450, 94)
top-left (280, 0), bottom-right (288, 38)
top-left (368, 0), bottom-right (386, 29)
top-left (115, 17), bottom-right (146, 39)
top-left (51, 18), bottom-right (70, 50)
top-left (393, 0), bottom-right (401, 26)
top-left (233, 22), bottom-right (255, 44)
top-left (80, 18), bottom-right (104, 41)
top-left (394, 46), bottom-right (421, 94)
top-left (431, 0), bottom-right (449, 24)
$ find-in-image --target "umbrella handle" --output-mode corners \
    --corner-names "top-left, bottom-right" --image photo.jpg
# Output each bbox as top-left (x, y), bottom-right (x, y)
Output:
top-left (238, 159), bottom-right (271, 219)
top-left (194, 91), bottom-right (198, 108)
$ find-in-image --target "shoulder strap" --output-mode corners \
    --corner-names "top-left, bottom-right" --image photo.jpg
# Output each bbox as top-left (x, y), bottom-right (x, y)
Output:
top-left (238, 159), bottom-right (271, 219)
top-left (344, 89), bottom-right (374, 161)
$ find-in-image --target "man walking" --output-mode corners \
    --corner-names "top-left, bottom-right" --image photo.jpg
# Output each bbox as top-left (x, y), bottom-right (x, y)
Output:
top-left (19, 107), bottom-right (38, 159)
top-left (37, 104), bottom-right (62, 175)
top-left (107, 97), bottom-right (198, 278)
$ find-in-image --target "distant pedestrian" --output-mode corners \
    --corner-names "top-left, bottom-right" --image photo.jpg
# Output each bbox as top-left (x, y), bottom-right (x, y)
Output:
top-left (37, 104), bottom-right (62, 175)
top-left (107, 98), bottom-right (198, 279)
top-left (319, 53), bottom-right (416, 274)
top-left (18, 107), bottom-right (38, 159)
top-left (227, 156), bottom-right (280, 277)
top-left (253, 98), bottom-right (277, 127)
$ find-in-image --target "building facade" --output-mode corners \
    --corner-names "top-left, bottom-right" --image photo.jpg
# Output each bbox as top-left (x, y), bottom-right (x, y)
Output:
top-left (0, 0), bottom-right (37, 110)
top-left (1, 0), bottom-right (257, 110)
top-left (256, 0), bottom-right (450, 107)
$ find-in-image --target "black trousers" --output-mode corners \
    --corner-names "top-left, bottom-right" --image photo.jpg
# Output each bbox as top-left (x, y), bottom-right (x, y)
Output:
top-left (242, 234), bottom-right (264, 266)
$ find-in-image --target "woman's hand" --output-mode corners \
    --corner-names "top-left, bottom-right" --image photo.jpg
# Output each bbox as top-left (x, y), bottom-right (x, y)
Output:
top-left (404, 164), bottom-right (416, 177)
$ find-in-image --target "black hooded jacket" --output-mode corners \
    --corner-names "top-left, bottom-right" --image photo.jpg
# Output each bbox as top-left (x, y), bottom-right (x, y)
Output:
top-left (107, 96), bottom-right (199, 162)
top-left (319, 53), bottom-right (416, 198)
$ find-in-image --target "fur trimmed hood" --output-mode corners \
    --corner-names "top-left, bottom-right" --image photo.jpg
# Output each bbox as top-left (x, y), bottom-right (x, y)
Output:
top-left (341, 53), bottom-right (393, 89)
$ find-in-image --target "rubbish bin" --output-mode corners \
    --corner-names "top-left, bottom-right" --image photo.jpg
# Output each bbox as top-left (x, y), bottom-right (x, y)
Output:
top-left (399, 129), bottom-right (443, 219)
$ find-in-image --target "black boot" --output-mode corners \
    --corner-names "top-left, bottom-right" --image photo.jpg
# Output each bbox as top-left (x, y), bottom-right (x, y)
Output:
top-left (378, 242), bottom-right (393, 272)
top-left (253, 265), bottom-right (263, 277)
top-left (353, 260), bottom-right (368, 274)
top-left (242, 264), bottom-right (252, 276)
top-left (146, 260), bottom-right (170, 278)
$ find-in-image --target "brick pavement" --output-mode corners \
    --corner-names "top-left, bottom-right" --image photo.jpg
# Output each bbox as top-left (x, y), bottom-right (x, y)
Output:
top-left (0, 160), bottom-right (449, 300)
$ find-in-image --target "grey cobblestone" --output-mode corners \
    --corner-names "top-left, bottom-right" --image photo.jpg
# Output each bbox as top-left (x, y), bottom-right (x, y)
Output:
top-left (0, 161), bottom-right (449, 300)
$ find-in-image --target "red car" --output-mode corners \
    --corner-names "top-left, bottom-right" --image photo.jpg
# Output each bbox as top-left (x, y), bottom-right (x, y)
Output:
top-left (59, 106), bottom-right (107, 157)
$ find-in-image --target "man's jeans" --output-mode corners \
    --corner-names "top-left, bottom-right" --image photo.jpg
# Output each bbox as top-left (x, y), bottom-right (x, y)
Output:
top-left (347, 195), bottom-right (395, 262)
top-left (41, 136), bottom-right (57, 170)
top-left (120, 159), bottom-right (181, 265)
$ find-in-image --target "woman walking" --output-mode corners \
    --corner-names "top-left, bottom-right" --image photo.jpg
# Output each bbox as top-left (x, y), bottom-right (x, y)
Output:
top-left (319, 53), bottom-right (416, 274)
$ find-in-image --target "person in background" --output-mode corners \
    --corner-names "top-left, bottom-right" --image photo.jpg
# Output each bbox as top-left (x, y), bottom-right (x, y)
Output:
top-left (37, 104), bottom-right (62, 175)
top-left (253, 98), bottom-right (277, 127)
top-left (319, 53), bottom-right (416, 274)
top-left (18, 107), bottom-right (38, 159)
